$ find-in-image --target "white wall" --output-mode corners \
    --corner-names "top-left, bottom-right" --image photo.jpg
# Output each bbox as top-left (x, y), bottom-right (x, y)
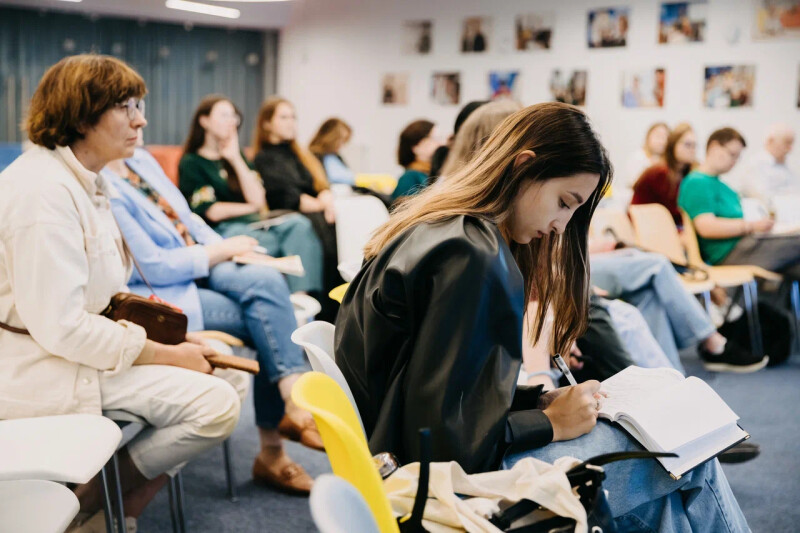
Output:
top-left (278, 0), bottom-right (800, 183)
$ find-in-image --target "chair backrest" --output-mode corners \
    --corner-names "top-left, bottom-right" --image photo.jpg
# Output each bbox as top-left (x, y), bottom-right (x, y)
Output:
top-left (292, 373), bottom-right (398, 533)
top-left (628, 203), bottom-right (687, 265)
top-left (310, 474), bottom-right (381, 533)
top-left (590, 207), bottom-right (637, 245)
top-left (146, 145), bottom-right (183, 186)
top-left (333, 195), bottom-right (390, 265)
top-left (291, 321), bottom-right (365, 434)
top-left (680, 208), bottom-right (706, 266)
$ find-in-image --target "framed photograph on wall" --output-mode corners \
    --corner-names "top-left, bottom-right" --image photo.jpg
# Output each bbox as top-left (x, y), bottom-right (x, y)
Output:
top-left (587, 7), bottom-right (629, 48)
top-left (432, 72), bottom-right (461, 105)
top-left (703, 65), bottom-right (756, 108)
top-left (489, 71), bottom-right (520, 100)
top-left (461, 17), bottom-right (491, 53)
top-left (402, 20), bottom-right (433, 55)
top-left (381, 73), bottom-right (409, 105)
top-left (550, 69), bottom-right (587, 106)
top-left (753, 0), bottom-right (800, 40)
top-left (515, 13), bottom-right (554, 50)
top-left (659, 1), bottom-right (707, 43)
top-left (622, 68), bottom-right (666, 107)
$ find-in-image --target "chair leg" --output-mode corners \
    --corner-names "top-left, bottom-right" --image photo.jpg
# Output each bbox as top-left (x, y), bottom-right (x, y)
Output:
top-left (742, 281), bottom-right (763, 357)
top-left (790, 280), bottom-right (800, 354)
top-left (176, 472), bottom-right (187, 533)
top-left (112, 453), bottom-right (127, 533)
top-left (100, 462), bottom-right (116, 533)
top-left (168, 476), bottom-right (180, 533)
top-left (222, 440), bottom-right (238, 502)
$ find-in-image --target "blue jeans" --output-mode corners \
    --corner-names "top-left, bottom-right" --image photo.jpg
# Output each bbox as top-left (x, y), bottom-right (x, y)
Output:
top-left (216, 214), bottom-right (324, 294)
top-left (197, 261), bottom-right (310, 429)
top-left (591, 249), bottom-right (716, 373)
top-left (503, 421), bottom-right (750, 533)
top-left (602, 298), bottom-right (676, 369)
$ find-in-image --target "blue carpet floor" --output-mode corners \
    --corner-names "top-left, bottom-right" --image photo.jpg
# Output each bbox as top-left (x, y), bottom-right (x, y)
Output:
top-left (138, 351), bottom-right (800, 532)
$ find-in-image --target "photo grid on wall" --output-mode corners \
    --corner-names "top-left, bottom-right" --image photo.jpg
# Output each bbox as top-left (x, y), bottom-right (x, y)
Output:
top-left (753, 1), bottom-right (800, 40)
top-left (388, 6), bottom-right (800, 113)
top-left (461, 17), bottom-right (491, 53)
top-left (659, 1), bottom-right (707, 44)
top-left (551, 70), bottom-right (587, 106)
top-left (432, 72), bottom-right (461, 105)
top-left (403, 20), bottom-right (433, 55)
top-left (587, 7), bottom-right (629, 48)
top-left (382, 73), bottom-right (409, 105)
top-left (622, 68), bottom-right (666, 108)
top-left (704, 65), bottom-right (756, 108)
top-left (489, 71), bottom-right (520, 100)
top-left (515, 13), bottom-right (554, 50)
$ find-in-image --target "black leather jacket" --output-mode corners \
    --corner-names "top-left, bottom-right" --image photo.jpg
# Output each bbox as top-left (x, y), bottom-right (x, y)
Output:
top-left (335, 215), bottom-right (553, 474)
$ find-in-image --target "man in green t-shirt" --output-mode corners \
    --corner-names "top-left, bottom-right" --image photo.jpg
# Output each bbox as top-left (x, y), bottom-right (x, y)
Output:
top-left (679, 127), bottom-right (800, 278)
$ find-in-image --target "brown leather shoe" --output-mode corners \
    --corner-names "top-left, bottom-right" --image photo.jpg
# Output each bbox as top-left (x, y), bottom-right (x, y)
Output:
top-left (252, 455), bottom-right (313, 495)
top-left (278, 413), bottom-right (325, 451)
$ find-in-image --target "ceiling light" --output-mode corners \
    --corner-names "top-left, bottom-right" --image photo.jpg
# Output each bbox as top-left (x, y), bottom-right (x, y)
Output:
top-left (165, 0), bottom-right (240, 19)
top-left (56, 0), bottom-right (83, 3)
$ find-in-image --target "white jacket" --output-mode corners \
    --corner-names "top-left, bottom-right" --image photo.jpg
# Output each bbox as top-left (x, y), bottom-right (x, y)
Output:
top-left (0, 145), bottom-right (146, 419)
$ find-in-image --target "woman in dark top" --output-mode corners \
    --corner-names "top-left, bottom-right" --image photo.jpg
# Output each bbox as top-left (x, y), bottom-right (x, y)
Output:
top-left (631, 122), bottom-right (696, 226)
top-left (335, 103), bottom-right (749, 531)
top-left (251, 97), bottom-right (341, 320)
top-left (178, 95), bottom-right (324, 294)
top-left (391, 119), bottom-right (443, 202)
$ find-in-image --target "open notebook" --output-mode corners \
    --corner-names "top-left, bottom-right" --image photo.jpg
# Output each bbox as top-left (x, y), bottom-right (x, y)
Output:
top-left (232, 254), bottom-right (305, 277)
top-left (599, 366), bottom-right (748, 479)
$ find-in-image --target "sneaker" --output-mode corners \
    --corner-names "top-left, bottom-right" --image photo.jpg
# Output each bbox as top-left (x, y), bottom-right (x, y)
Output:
top-left (699, 340), bottom-right (769, 373)
top-left (718, 442), bottom-right (760, 464)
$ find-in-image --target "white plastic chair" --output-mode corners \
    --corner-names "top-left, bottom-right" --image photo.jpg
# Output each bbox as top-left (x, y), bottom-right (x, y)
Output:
top-left (0, 479), bottom-right (80, 533)
top-left (290, 293), bottom-right (322, 326)
top-left (337, 259), bottom-right (362, 283)
top-left (0, 414), bottom-right (120, 483)
top-left (333, 195), bottom-right (390, 266)
top-left (291, 321), bottom-right (365, 433)
top-left (310, 474), bottom-right (380, 533)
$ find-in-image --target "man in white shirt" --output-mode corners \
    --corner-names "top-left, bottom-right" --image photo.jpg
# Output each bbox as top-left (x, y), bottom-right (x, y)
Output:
top-left (740, 123), bottom-right (797, 205)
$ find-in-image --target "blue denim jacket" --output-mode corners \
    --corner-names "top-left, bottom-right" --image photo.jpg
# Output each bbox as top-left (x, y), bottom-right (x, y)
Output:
top-left (101, 148), bottom-right (223, 331)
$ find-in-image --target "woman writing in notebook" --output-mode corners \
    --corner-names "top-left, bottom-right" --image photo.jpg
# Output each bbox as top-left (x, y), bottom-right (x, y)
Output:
top-left (335, 103), bottom-right (749, 532)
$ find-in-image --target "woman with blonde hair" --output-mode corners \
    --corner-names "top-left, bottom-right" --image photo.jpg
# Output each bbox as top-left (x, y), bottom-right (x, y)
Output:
top-left (252, 97), bottom-right (341, 320)
top-left (309, 117), bottom-right (355, 185)
top-left (335, 102), bottom-right (749, 531)
top-left (623, 122), bottom-right (670, 189)
top-left (439, 99), bottom-right (523, 178)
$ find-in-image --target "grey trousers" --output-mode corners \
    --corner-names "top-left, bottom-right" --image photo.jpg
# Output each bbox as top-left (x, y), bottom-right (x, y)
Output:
top-left (721, 234), bottom-right (800, 278)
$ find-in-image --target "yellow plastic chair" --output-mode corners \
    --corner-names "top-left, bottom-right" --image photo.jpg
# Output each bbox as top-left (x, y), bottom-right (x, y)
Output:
top-left (329, 283), bottom-right (349, 303)
top-left (292, 372), bottom-right (399, 533)
top-left (354, 173), bottom-right (398, 196)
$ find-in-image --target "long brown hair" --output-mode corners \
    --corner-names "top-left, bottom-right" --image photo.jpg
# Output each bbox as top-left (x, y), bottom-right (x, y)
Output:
top-left (365, 102), bottom-right (612, 355)
top-left (664, 122), bottom-right (694, 182)
top-left (251, 97), bottom-right (329, 192)
top-left (183, 94), bottom-right (244, 195)
top-left (309, 118), bottom-right (352, 155)
top-left (398, 120), bottom-right (435, 167)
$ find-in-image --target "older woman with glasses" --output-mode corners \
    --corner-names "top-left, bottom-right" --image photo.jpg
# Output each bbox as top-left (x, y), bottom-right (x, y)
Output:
top-left (0, 55), bottom-right (248, 530)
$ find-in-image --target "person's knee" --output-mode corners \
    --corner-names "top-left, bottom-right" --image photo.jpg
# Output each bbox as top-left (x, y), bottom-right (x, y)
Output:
top-left (192, 377), bottom-right (242, 442)
top-left (247, 264), bottom-right (291, 296)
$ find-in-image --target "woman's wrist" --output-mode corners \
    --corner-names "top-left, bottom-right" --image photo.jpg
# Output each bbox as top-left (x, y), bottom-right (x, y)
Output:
top-left (742, 220), bottom-right (751, 236)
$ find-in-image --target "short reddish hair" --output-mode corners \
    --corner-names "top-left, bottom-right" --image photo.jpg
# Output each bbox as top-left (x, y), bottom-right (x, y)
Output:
top-left (26, 54), bottom-right (146, 149)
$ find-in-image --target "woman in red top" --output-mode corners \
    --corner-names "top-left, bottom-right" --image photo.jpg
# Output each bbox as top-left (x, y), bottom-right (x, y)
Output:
top-left (631, 123), bottom-right (696, 225)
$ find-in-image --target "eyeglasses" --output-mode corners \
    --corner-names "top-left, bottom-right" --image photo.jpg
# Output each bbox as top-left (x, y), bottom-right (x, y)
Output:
top-left (117, 98), bottom-right (145, 120)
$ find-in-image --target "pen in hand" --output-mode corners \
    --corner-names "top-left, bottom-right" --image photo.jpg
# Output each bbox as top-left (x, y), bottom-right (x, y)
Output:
top-left (552, 353), bottom-right (578, 386)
